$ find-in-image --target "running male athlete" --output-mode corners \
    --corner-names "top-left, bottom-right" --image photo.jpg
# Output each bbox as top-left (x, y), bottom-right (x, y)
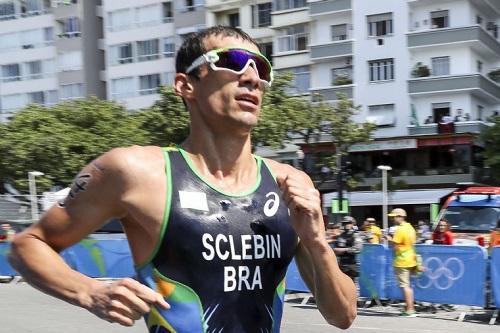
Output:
top-left (9, 26), bottom-right (356, 332)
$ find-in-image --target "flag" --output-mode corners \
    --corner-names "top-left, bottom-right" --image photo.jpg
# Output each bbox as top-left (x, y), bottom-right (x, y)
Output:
top-left (411, 104), bottom-right (420, 127)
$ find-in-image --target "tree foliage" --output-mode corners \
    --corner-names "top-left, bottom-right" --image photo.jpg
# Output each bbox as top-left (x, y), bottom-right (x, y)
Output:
top-left (0, 98), bottom-right (150, 192)
top-left (131, 86), bottom-right (190, 146)
top-left (481, 116), bottom-right (500, 183)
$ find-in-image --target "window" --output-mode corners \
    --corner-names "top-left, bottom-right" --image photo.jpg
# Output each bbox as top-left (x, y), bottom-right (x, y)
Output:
top-left (432, 102), bottom-right (450, 122)
top-left (228, 12), bottom-right (239, 28)
top-left (367, 104), bottom-right (395, 126)
top-left (2, 94), bottom-right (27, 111)
top-left (369, 58), bottom-right (394, 81)
top-left (182, 0), bottom-right (197, 12)
top-left (477, 105), bottom-right (484, 121)
top-left (162, 2), bottom-right (173, 22)
top-left (280, 66), bottom-right (309, 94)
top-left (273, 0), bottom-right (306, 11)
top-left (0, 1), bottom-right (15, 21)
top-left (137, 39), bottom-right (159, 62)
top-left (251, 3), bottom-right (271, 28)
top-left (1, 64), bottom-right (20, 82)
top-left (60, 17), bottom-right (81, 37)
top-left (259, 42), bottom-right (273, 65)
top-left (163, 71), bottom-right (175, 85)
top-left (431, 10), bottom-right (448, 29)
top-left (21, 29), bottom-right (44, 48)
top-left (139, 74), bottom-right (161, 95)
top-left (44, 27), bottom-right (53, 44)
top-left (367, 13), bottom-right (393, 37)
top-left (162, 37), bottom-right (175, 57)
top-left (26, 60), bottom-right (42, 79)
top-left (331, 24), bottom-right (348, 41)
top-left (331, 66), bottom-right (352, 85)
top-left (21, 0), bottom-right (46, 16)
top-left (46, 90), bottom-right (58, 105)
top-left (110, 43), bottom-right (133, 65)
top-left (51, 0), bottom-right (77, 7)
top-left (58, 51), bottom-right (82, 71)
top-left (477, 60), bottom-right (483, 73)
top-left (0, 32), bottom-right (18, 51)
top-left (136, 4), bottom-right (161, 26)
top-left (277, 24), bottom-right (308, 52)
top-left (28, 91), bottom-right (45, 104)
top-left (108, 8), bottom-right (132, 31)
top-left (60, 83), bottom-right (83, 100)
top-left (431, 56), bottom-right (450, 76)
top-left (111, 77), bottom-right (135, 99)
top-left (476, 15), bottom-right (483, 25)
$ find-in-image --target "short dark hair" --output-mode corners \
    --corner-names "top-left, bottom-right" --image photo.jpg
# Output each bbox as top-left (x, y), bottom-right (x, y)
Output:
top-left (175, 25), bottom-right (260, 78)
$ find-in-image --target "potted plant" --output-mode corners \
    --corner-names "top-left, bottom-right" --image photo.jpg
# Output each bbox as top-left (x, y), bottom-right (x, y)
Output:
top-left (411, 62), bottom-right (431, 78)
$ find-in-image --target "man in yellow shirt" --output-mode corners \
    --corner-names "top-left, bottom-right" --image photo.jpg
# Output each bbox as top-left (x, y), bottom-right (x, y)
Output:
top-left (366, 217), bottom-right (382, 244)
top-left (384, 208), bottom-right (417, 317)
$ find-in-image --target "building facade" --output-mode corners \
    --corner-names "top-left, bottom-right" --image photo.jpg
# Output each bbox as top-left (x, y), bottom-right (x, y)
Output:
top-left (0, 0), bottom-right (104, 121)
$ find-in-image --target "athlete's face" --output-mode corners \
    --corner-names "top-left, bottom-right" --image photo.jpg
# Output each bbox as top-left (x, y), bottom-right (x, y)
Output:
top-left (184, 35), bottom-right (265, 133)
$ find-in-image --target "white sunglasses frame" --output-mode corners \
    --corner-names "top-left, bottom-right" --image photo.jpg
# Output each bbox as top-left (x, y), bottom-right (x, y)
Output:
top-left (185, 48), bottom-right (273, 88)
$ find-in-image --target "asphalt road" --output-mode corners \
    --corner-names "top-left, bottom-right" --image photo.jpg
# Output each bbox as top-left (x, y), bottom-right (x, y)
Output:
top-left (0, 282), bottom-right (498, 333)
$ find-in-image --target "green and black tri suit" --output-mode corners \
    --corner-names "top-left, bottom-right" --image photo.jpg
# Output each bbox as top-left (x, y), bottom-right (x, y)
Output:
top-left (136, 147), bottom-right (298, 333)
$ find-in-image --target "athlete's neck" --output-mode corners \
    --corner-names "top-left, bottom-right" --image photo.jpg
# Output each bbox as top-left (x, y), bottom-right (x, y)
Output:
top-left (180, 134), bottom-right (257, 192)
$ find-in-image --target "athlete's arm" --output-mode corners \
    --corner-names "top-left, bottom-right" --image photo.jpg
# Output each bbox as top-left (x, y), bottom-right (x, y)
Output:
top-left (8, 147), bottom-right (168, 326)
top-left (268, 160), bottom-right (357, 329)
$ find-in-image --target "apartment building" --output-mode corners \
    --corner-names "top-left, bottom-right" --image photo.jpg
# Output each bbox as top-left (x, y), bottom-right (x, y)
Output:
top-left (0, 0), bottom-right (104, 122)
top-left (284, 0), bottom-right (500, 194)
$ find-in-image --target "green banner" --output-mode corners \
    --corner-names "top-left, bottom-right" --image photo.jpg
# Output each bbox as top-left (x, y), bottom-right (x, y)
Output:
top-left (332, 198), bottom-right (349, 214)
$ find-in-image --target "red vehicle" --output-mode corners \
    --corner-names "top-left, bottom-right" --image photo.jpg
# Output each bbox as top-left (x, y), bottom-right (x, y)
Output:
top-left (437, 187), bottom-right (500, 246)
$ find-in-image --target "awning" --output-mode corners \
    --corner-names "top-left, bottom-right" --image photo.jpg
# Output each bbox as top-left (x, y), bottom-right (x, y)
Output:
top-left (322, 188), bottom-right (457, 208)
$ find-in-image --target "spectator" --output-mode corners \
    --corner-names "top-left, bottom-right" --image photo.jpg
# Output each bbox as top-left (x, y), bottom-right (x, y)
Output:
top-left (490, 219), bottom-right (500, 251)
top-left (464, 112), bottom-right (471, 121)
top-left (332, 217), bottom-right (362, 281)
top-left (424, 116), bottom-right (433, 124)
top-left (0, 223), bottom-right (15, 242)
top-left (384, 208), bottom-right (418, 317)
top-left (416, 220), bottom-right (431, 244)
top-left (454, 111), bottom-right (464, 122)
top-left (366, 217), bottom-right (382, 244)
top-left (326, 224), bottom-right (341, 245)
top-left (432, 219), bottom-right (454, 245)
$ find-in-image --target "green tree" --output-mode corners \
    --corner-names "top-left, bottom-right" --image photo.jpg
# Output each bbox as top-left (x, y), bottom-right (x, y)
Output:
top-left (132, 86), bottom-right (190, 146)
top-left (481, 118), bottom-right (500, 184)
top-left (0, 98), bottom-right (150, 192)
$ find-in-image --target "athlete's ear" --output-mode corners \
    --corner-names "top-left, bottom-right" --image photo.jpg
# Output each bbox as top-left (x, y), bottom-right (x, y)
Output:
top-left (174, 73), bottom-right (194, 99)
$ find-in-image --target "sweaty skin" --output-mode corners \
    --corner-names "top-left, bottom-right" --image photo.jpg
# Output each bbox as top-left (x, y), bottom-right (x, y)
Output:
top-left (9, 33), bottom-right (357, 330)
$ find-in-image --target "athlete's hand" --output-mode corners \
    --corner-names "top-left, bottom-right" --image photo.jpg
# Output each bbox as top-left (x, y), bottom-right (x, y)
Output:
top-left (85, 278), bottom-right (169, 326)
top-left (276, 169), bottom-right (325, 247)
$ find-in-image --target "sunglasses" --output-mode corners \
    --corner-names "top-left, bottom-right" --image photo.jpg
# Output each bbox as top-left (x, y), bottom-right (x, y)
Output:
top-left (185, 47), bottom-right (274, 87)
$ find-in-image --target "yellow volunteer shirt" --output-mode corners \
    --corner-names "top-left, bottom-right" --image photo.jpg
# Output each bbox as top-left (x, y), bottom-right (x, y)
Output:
top-left (369, 225), bottom-right (382, 244)
top-left (392, 221), bottom-right (417, 268)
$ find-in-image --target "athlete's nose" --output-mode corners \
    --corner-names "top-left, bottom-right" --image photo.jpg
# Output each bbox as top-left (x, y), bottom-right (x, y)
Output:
top-left (240, 61), bottom-right (261, 90)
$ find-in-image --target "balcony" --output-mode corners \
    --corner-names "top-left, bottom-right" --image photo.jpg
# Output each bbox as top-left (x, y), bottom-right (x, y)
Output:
top-left (407, 121), bottom-right (492, 136)
top-left (407, 26), bottom-right (500, 58)
top-left (408, 74), bottom-right (500, 104)
top-left (310, 84), bottom-right (353, 101)
top-left (271, 6), bottom-right (309, 28)
top-left (310, 40), bottom-right (353, 62)
top-left (309, 0), bottom-right (351, 16)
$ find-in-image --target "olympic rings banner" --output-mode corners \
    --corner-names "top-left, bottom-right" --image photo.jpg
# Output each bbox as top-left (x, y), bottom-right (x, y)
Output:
top-left (359, 244), bottom-right (387, 300)
top-left (0, 242), bottom-right (16, 276)
top-left (360, 244), bottom-right (489, 307)
top-left (285, 258), bottom-right (310, 293)
top-left (492, 247), bottom-right (500, 308)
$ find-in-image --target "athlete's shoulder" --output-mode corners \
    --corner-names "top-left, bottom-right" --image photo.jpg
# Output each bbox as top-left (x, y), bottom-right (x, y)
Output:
top-left (263, 158), bottom-right (313, 184)
top-left (96, 145), bottom-right (164, 179)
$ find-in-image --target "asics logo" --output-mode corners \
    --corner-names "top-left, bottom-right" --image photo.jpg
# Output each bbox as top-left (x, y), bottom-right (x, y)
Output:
top-left (417, 257), bottom-right (464, 290)
top-left (263, 192), bottom-right (279, 217)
